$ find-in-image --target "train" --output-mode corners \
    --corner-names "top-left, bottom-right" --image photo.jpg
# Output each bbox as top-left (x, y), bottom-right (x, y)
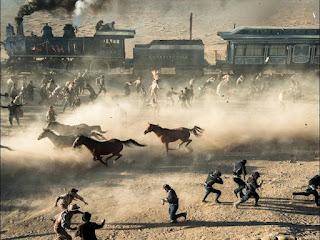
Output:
top-left (3, 17), bottom-right (320, 75)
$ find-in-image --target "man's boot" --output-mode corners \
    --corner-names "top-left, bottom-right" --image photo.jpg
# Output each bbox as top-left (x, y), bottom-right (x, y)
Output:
top-left (233, 200), bottom-right (241, 209)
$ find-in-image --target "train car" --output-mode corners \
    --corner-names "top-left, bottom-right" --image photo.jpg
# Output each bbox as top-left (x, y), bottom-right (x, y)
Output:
top-left (217, 26), bottom-right (320, 71)
top-left (4, 17), bottom-right (135, 69)
top-left (133, 40), bottom-right (205, 76)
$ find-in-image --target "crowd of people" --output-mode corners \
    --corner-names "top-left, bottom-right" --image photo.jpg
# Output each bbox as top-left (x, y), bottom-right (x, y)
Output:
top-left (1, 68), bottom-right (306, 127)
top-left (1, 70), bottom-right (109, 126)
top-left (51, 159), bottom-right (319, 239)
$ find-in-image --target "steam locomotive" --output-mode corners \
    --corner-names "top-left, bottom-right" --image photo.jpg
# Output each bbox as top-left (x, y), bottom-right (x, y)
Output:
top-left (3, 17), bottom-right (319, 75)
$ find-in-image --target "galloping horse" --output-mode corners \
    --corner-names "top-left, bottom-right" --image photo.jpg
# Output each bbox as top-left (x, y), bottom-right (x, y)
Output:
top-left (144, 123), bottom-right (204, 153)
top-left (73, 135), bottom-right (146, 166)
top-left (38, 128), bottom-right (76, 148)
top-left (47, 121), bottom-right (106, 140)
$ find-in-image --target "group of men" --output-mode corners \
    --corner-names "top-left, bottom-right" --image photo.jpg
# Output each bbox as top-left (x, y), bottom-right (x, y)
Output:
top-left (201, 160), bottom-right (262, 208)
top-left (163, 159), bottom-right (319, 225)
top-left (1, 70), bottom-right (109, 127)
top-left (54, 188), bottom-right (105, 240)
top-left (39, 70), bottom-right (105, 112)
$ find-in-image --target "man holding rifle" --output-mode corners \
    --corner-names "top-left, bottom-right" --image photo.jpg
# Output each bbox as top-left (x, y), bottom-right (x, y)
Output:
top-left (234, 171), bottom-right (263, 208)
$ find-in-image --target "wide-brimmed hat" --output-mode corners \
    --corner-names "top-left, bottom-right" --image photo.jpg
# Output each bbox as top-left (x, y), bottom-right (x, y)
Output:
top-left (82, 212), bottom-right (91, 222)
top-left (70, 188), bottom-right (78, 193)
top-left (252, 172), bottom-right (260, 178)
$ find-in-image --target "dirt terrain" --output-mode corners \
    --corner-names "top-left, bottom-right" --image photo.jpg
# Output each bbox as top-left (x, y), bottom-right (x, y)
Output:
top-left (1, 0), bottom-right (319, 61)
top-left (1, 1), bottom-right (320, 240)
top-left (1, 74), bottom-right (320, 239)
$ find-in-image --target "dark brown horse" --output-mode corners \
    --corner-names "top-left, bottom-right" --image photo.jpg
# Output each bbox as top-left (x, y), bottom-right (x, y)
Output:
top-left (73, 135), bottom-right (146, 166)
top-left (144, 123), bottom-right (204, 153)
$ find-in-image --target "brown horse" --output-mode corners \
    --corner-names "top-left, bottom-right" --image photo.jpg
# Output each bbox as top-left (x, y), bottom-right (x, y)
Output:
top-left (144, 123), bottom-right (204, 153)
top-left (73, 135), bottom-right (146, 166)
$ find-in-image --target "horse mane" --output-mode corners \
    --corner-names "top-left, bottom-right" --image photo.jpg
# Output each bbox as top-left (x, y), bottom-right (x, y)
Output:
top-left (150, 124), bottom-right (163, 130)
top-left (48, 121), bottom-right (59, 127)
top-left (44, 128), bottom-right (55, 134)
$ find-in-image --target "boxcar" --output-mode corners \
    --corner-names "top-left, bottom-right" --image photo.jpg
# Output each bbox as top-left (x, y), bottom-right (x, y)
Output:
top-left (133, 40), bottom-right (205, 76)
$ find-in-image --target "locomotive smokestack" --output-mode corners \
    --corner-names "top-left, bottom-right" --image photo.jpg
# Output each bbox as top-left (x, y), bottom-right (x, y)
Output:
top-left (190, 12), bottom-right (193, 40)
top-left (15, 17), bottom-right (24, 36)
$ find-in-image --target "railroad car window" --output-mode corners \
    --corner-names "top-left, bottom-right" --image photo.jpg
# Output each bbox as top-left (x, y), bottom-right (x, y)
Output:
top-left (270, 45), bottom-right (286, 56)
top-left (293, 45), bottom-right (310, 56)
top-left (246, 45), bottom-right (264, 56)
top-left (316, 46), bottom-right (320, 56)
top-left (235, 45), bottom-right (245, 56)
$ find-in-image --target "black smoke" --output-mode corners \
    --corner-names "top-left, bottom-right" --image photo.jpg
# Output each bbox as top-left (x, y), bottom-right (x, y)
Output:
top-left (17, 0), bottom-right (113, 18)
top-left (17, 0), bottom-right (78, 17)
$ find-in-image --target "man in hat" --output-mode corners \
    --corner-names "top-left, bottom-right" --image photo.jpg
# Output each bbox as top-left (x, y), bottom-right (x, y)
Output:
top-left (76, 212), bottom-right (105, 240)
top-left (46, 105), bottom-right (57, 123)
top-left (53, 204), bottom-right (83, 240)
top-left (161, 184), bottom-right (187, 223)
top-left (202, 170), bottom-right (224, 203)
top-left (55, 188), bottom-right (88, 210)
top-left (293, 174), bottom-right (320, 206)
top-left (96, 74), bottom-right (107, 95)
top-left (1, 100), bottom-right (23, 126)
top-left (166, 87), bottom-right (178, 106)
top-left (233, 160), bottom-right (247, 198)
top-left (234, 171), bottom-right (262, 208)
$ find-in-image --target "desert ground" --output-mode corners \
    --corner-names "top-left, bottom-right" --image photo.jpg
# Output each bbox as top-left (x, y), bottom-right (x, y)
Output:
top-left (1, 0), bottom-right (320, 240)
top-left (1, 70), bottom-right (320, 240)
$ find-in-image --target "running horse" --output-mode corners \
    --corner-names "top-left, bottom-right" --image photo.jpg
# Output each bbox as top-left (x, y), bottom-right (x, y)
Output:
top-left (73, 135), bottom-right (146, 166)
top-left (47, 121), bottom-right (106, 140)
top-left (144, 123), bottom-right (204, 153)
top-left (38, 128), bottom-right (76, 148)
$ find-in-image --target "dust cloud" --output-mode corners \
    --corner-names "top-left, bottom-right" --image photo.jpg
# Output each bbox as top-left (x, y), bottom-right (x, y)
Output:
top-left (1, 72), bottom-right (319, 170)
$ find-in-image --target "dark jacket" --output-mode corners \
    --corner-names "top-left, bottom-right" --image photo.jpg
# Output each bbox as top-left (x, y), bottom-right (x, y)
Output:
top-left (167, 189), bottom-right (179, 204)
top-left (76, 221), bottom-right (104, 240)
top-left (247, 176), bottom-right (260, 191)
top-left (2, 103), bottom-right (22, 116)
top-left (309, 175), bottom-right (320, 187)
top-left (233, 161), bottom-right (247, 178)
top-left (205, 174), bottom-right (223, 187)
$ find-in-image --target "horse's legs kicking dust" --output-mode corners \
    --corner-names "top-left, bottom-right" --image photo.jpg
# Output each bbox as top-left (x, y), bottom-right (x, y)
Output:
top-left (185, 139), bottom-right (192, 147)
top-left (165, 142), bottom-right (169, 154)
top-left (178, 141), bottom-right (186, 149)
top-left (103, 153), bottom-right (122, 165)
top-left (185, 139), bottom-right (193, 152)
top-left (113, 153), bottom-right (122, 161)
top-left (95, 155), bottom-right (108, 167)
top-left (164, 142), bottom-right (177, 153)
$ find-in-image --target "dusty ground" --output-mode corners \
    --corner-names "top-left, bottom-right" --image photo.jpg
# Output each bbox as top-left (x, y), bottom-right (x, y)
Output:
top-left (1, 0), bottom-right (319, 61)
top-left (1, 1), bottom-right (320, 239)
top-left (1, 83), bottom-right (319, 239)
top-left (1, 154), bottom-right (319, 240)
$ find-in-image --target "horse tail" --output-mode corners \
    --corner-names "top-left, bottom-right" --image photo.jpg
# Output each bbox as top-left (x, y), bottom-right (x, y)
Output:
top-left (121, 139), bottom-right (146, 147)
top-left (189, 126), bottom-right (204, 137)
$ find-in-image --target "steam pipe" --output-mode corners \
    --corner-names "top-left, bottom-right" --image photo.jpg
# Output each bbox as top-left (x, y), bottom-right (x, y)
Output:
top-left (15, 17), bottom-right (24, 36)
top-left (190, 13), bottom-right (193, 40)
